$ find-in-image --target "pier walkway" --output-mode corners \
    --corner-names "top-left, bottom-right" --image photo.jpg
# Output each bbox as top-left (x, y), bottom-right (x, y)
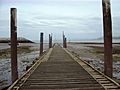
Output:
top-left (8, 44), bottom-right (120, 90)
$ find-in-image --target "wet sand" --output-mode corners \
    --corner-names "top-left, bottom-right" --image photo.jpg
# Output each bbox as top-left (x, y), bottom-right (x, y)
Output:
top-left (67, 43), bottom-right (120, 83)
top-left (0, 43), bottom-right (49, 90)
top-left (0, 43), bottom-right (120, 89)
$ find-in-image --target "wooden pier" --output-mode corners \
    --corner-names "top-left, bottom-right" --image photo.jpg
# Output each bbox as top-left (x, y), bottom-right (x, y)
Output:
top-left (8, 44), bottom-right (120, 90)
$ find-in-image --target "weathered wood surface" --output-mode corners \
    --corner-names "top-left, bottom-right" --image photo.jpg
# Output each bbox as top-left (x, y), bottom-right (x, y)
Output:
top-left (19, 44), bottom-right (104, 90)
top-left (10, 8), bottom-right (18, 83)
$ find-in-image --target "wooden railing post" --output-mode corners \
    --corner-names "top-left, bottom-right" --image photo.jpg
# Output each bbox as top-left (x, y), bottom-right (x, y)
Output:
top-left (49, 34), bottom-right (52, 48)
top-left (102, 0), bottom-right (113, 78)
top-left (49, 34), bottom-right (51, 48)
top-left (64, 37), bottom-right (67, 48)
top-left (50, 34), bottom-right (52, 48)
top-left (40, 32), bottom-right (43, 56)
top-left (63, 32), bottom-right (65, 48)
top-left (10, 8), bottom-right (18, 83)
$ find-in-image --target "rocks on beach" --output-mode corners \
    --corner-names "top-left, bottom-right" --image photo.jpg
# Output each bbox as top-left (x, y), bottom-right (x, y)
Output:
top-left (67, 43), bottom-right (120, 82)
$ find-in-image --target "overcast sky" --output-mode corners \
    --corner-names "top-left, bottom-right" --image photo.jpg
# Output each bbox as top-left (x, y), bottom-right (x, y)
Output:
top-left (0, 0), bottom-right (120, 41)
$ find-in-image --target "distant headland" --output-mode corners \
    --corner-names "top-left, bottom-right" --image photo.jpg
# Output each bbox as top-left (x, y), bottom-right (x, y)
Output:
top-left (0, 37), bottom-right (34, 43)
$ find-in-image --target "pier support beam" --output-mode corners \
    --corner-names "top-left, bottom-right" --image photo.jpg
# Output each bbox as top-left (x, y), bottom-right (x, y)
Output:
top-left (50, 34), bottom-right (52, 48)
top-left (102, 0), bottom-right (113, 78)
top-left (10, 8), bottom-right (18, 83)
top-left (49, 34), bottom-right (52, 48)
top-left (40, 32), bottom-right (44, 56)
top-left (63, 32), bottom-right (65, 48)
top-left (64, 37), bottom-right (67, 48)
top-left (49, 34), bottom-right (51, 48)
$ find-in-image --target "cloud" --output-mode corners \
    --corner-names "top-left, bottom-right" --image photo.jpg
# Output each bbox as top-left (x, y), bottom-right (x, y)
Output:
top-left (0, 16), bottom-right (120, 40)
top-left (0, 0), bottom-right (120, 40)
top-left (21, 16), bottom-right (102, 36)
top-left (1, 0), bottom-right (100, 3)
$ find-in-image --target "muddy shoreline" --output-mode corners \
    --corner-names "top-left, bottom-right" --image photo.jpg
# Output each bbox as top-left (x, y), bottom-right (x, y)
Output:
top-left (0, 43), bottom-right (120, 89)
top-left (67, 43), bottom-right (120, 84)
top-left (0, 43), bottom-right (49, 90)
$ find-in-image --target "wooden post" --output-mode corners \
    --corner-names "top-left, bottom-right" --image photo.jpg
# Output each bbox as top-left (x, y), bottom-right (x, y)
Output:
top-left (10, 8), bottom-right (18, 83)
top-left (40, 33), bottom-right (43, 56)
top-left (49, 34), bottom-right (51, 48)
top-left (49, 34), bottom-right (52, 48)
top-left (64, 37), bottom-right (67, 48)
top-left (50, 34), bottom-right (52, 48)
top-left (102, 0), bottom-right (113, 78)
top-left (63, 32), bottom-right (65, 48)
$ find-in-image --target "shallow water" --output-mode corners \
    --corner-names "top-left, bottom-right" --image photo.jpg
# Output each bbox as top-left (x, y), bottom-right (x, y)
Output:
top-left (0, 43), bottom-right (10, 49)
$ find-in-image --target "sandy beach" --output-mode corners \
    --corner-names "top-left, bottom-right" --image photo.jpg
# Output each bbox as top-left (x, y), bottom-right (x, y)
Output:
top-left (0, 42), bottom-right (120, 89)
top-left (67, 43), bottom-right (120, 83)
top-left (0, 43), bottom-right (49, 89)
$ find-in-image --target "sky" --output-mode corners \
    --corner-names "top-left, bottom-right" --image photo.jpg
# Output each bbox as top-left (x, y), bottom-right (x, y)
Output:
top-left (0, 0), bottom-right (120, 42)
